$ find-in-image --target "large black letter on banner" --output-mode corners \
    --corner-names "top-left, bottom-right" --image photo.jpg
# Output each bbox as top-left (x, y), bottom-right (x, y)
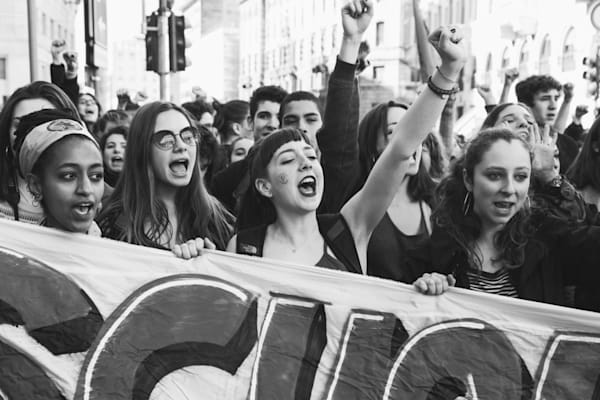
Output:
top-left (0, 246), bottom-right (103, 399)
top-left (0, 341), bottom-right (65, 399)
top-left (74, 274), bottom-right (257, 400)
top-left (383, 318), bottom-right (532, 400)
top-left (248, 294), bottom-right (326, 400)
top-left (324, 310), bottom-right (408, 400)
top-left (532, 331), bottom-right (600, 400)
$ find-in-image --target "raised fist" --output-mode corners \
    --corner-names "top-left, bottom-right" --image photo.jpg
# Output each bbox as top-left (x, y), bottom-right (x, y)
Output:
top-left (562, 82), bottom-right (574, 102)
top-left (428, 25), bottom-right (467, 78)
top-left (504, 68), bottom-right (519, 84)
top-left (51, 39), bottom-right (66, 64)
top-left (341, 0), bottom-right (374, 40)
top-left (63, 51), bottom-right (78, 79)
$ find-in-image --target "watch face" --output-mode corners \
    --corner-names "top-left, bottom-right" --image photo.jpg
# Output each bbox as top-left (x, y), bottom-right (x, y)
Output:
top-left (551, 176), bottom-right (562, 188)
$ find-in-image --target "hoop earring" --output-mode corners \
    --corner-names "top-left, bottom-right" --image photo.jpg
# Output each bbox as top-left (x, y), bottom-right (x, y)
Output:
top-left (524, 195), bottom-right (531, 210)
top-left (32, 193), bottom-right (42, 208)
top-left (462, 191), bottom-right (473, 216)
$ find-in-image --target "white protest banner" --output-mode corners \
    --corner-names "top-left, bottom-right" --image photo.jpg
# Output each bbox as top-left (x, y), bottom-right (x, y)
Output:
top-left (0, 218), bottom-right (599, 399)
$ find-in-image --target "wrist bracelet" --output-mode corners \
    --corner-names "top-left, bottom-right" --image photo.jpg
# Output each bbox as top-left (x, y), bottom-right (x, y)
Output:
top-left (427, 76), bottom-right (458, 99)
top-left (436, 66), bottom-right (458, 83)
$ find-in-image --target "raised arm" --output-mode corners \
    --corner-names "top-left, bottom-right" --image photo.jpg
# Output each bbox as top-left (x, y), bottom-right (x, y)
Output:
top-left (317, 0), bottom-right (373, 214)
top-left (553, 82), bottom-right (573, 134)
top-left (499, 68), bottom-right (519, 104)
top-left (341, 25), bottom-right (467, 267)
top-left (50, 40), bottom-right (79, 106)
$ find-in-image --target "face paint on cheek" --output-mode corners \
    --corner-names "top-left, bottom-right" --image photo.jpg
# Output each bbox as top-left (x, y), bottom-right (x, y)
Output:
top-left (278, 174), bottom-right (289, 184)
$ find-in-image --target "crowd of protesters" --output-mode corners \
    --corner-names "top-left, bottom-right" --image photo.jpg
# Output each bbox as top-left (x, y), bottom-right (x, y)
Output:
top-left (2, 0), bottom-right (600, 319)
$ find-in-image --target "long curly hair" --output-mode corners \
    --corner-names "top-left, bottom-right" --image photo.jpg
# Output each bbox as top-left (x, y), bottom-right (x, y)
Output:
top-left (97, 101), bottom-right (233, 249)
top-left (0, 81), bottom-right (79, 218)
top-left (433, 128), bottom-right (535, 269)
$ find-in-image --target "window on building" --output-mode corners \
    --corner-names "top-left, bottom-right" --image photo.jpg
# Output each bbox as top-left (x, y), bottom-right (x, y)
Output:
top-left (331, 25), bottom-right (337, 49)
top-left (0, 57), bottom-right (6, 80)
top-left (501, 47), bottom-right (510, 69)
top-left (373, 65), bottom-right (384, 80)
top-left (539, 35), bottom-right (552, 74)
top-left (376, 22), bottom-right (384, 46)
top-left (57, 24), bottom-right (62, 39)
top-left (401, 2), bottom-right (413, 47)
top-left (519, 40), bottom-right (530, 77)
top-left (50, 19), bottom-right (55, 39)
top-left (562, 27), bottom-right (576, 72)
top-left (41, 13), bottom-right (47, 35)
top-left (484, 53), bottom-right (492, 86)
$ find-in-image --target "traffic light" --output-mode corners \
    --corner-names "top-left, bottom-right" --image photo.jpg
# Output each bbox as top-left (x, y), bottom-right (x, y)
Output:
top-left (169, 14), bottom-right (186, 72)
top-left (583, 53), bottom-right (600, 98)
top-left (145, 13), bottom-right (159, 73)
top-left (583, 56), bottom-right (599, 81)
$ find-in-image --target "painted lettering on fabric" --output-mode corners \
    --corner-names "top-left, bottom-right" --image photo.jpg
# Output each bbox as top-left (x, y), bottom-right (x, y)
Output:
top-left (383, 319), bottom-right (533, 400)
top-left (249, 294), bottom-right (326, 400)
top-left (325, 310), bottom-right (408, 400)
top-left (74, 274), bottom-right (257, 400)
top-left (533, 332), bottom-right (600, 400)
top-left (0, 247), bottom-right (103, 355)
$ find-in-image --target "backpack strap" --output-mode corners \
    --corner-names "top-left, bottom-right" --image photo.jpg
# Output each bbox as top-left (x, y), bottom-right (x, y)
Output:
top-left (317, 214), bottom-right (362, 274)
top-left (235, 224), bottom-right (267, 257)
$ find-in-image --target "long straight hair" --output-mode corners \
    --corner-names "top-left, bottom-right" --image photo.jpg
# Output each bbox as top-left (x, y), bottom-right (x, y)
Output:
top-left (98, 102), bottom-right (233, 249)
top-left (567, 116), bottom-right (600, 192)
top-left (357, 101), bottom-right (437, 206)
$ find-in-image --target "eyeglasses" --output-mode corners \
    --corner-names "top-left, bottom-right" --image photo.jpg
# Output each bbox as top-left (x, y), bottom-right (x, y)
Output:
top-left (152, 127), bottom-right (200, 150)
top-left (78, 99), bottom-right (97, 107)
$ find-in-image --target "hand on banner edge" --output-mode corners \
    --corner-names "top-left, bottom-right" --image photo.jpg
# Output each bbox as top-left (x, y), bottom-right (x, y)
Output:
top-left (171, 237), bottom-right (216, 260)
top-left (413, 272), bottom-right (456, 295)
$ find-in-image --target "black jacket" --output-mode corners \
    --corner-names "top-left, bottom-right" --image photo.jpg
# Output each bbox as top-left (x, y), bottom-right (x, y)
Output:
top-left (409, 179), bottom-right (600, 311)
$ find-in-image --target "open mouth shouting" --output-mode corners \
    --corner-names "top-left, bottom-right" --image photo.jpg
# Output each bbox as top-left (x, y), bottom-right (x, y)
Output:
top-left (493, 200), bottom-right (515, 215)
top-left (298, 175), bottom-right (317, 197)
top-left (110, 156), bottom-right (124, 168)
top-left (169, 158), bottom-right (190, 177)
top-left (73, 201), bottom-right (96, 219)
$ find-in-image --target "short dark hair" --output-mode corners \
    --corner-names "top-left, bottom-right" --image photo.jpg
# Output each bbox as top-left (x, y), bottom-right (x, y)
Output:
top-left (213, 99), bottom-right (249, 138)
top-left (249, 85), bottom-right (288, 120)
top-left (181, 100), bottom-right (214, 121)
top-left (94, 109), bottom-right (130, 139)
top-left (515, 75), bottom-right (562, 106)
top-left (237, 128), bottom-right (309, 230)
top-left (279, 91), bottom-right (322, 121)
top-left (98, 125), bottom-right (129, 153)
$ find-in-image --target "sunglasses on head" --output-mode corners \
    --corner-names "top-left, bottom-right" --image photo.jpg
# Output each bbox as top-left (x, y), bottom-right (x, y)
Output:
top-left (152, 126), bottom-right (200, 150)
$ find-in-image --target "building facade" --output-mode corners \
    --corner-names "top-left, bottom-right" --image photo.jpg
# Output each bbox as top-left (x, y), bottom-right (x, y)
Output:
top-left (238, 0), bottom-right (598, 118)
top-left (109, 36), bottom-right (159, 108)
top-left (0, 0), bottom-right (78, 105)
top-left (176, 0), bottom-right (241, 102)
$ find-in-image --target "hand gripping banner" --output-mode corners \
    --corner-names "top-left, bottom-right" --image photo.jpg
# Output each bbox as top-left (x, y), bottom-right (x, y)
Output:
top-left (0, 219), bottom-right (599, 399)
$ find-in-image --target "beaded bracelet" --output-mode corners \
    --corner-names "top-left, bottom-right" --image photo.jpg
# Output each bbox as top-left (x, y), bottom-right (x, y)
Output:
top-left (427, 76), bottom-right (458, 99)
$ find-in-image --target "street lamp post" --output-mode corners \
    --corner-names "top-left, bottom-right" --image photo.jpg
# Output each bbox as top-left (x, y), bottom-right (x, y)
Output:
top-left (27, 0), bottom-right (39, 81)
top-left (158, 0), bottom-right (170, 101)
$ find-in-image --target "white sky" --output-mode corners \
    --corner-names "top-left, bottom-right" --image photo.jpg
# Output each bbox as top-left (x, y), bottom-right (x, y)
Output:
top-left (106, 0), bottom-right (146, 43)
